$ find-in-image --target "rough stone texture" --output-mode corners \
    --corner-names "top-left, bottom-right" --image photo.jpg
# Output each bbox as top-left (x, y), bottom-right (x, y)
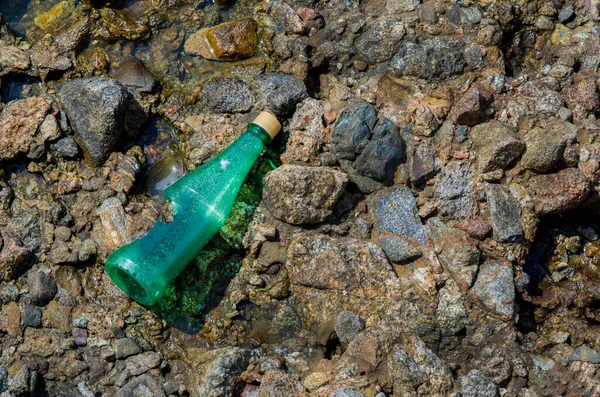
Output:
top-left (124, 352), bottom-right (161, 376)
top-left (54, 137), bottom-right (80, 158)
top-left (332, 101), bottom-right (378, 160)
top-left (255, 73), bottom-right (308, 116)
top-left (470, 120), bottom-right (524, 172)
top-left (0, 233), bottom-right (30, 282)
top-left (521, 120), bottom-right (578, 172)
top-left (436, 161), bottom-right (474, 220)
top-left (390, 37), bottom-right (466, 81)
top-left (485, 184), bottom-right (524, 243)
top-left (355, 118), bottom-right (406, 182)
top-left (436, 281), bottom-right (468, 336)
top-left (262, 165), bottom-right (348, 224)
top-left (355, 16), bottom-right (405, 65)
top-left (527, 168), bottom-right (590, 215)
top-left (57, 77), bottom-right (128, 165)
top-left (189, 347), bottom-right (251, 397)
top-left (113, 338), bottom-right (142, 360)
top-left (472, 260), bottom-right (515, 317)
top-left (329, 389), bottom-right (366, 397)
top-left (113, 56), bottom-right (156, 93)
top-left (119, 374), bottom-right (166, 397)
top-left (202, 78), bottom-right (255, 113)
top-left (474, 345), bottom-right (512, 384)
top-left (27, 271), bottom-right (57, 306)
top-left (1, 302), bottom-right (22, 337)
top-left (386, 0), bottom-right (420, 13)
top-left (184, 18), bottom-right (259, 61)
top-left (334, 310), bottom-right (365, 344)
top-left (372, 187), bottom-right (427, 262)
top-left (450, 85), bottom-right (492, 126)
top-left (282, 98), bottom-right (327, 164)
top-left (435, 227), bottom-right (480, 289)
top-left (388, 335), bottom-right (454, 396)
top-left (570, 345), bottom-right (600, 363)
top-left (286, 234), bottom-right (403, 333)
top-left (461, 369), bottom-right (499, 397)
top-left (21, 304), bottom-right (42, 328)
top-left (0, 97), bottom-right (50, 161)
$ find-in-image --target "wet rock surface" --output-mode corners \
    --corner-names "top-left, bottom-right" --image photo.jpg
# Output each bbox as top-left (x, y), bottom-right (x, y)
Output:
top-left (1, 0), bottom-right (600, 395)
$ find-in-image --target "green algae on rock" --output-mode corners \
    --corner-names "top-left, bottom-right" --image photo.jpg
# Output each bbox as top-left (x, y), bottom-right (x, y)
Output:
top-left (184, 18), bottom-right (259, 61)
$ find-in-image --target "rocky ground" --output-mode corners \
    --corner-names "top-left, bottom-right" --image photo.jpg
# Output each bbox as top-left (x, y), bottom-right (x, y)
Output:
top-left (1, 0), bottom-right (600, 396)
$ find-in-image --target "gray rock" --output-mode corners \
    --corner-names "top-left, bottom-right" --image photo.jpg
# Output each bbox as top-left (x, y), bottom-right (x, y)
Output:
top-left (21, 304), bottom-right (42, 327)
top-left (118, 374), bottom-right (166, 397)
top-left (474, 345), bottom-right (512, 384)
top-left (125, 352), bottom-right (161, 376)
top-left (114, 57), bottom-right (157, 93)
top-left (434, 227), bottom-right (480, 288)
top-left (558, 6), bottom-right (574, 23)
top-left (485, 184), bottom-right (523, 243)
top-left (409, 140), bottom-right (438, 185)
top-left (570, 345), bottom-right (600, 364)
top-left (57, 77), bottom-right (128, 165)
top-left (521, 120), bottom-right (577, 172)
top-left (470, 120), bottom-right (524, 172)
top-left (436, 281), bottom-right (468, 336)
top-left (461, 369), bottom-right (498, 397)
top-left (72, 315), bottom-right (89, 328)
top-left (8, 363), bottom-right (32, 395)
top-left (390, 37), bottom-right (465, 81)
top-left (114, 338), bottom-right (142, 360)
top-left (334, 310), bottom-right (365, 344)
top-left (27, 271), bottom-right (57, 306)
top-left (256, 73), bottom-right (308, 116)
top-left (388, 335), bottom-right (453, 396)
top-left (0, 366), bottom-right (7, 393)
top-left (436, 161), bottom-right (474, 220)
top-left (355, 16), bottom-right (405, 65)
top-left (55, 137), bottom-right (79, 158)
top-left (262, 165), bottom-right (348, 224)
top-left (329, 389), bottom-right (366, 397)
top-left (203, 78), bottom-right (255, 113)
top-left (386, 0), bottom-right (420, 13)
top-left (193, 347), bottom-right (252, 397)
top-left (472, 260), bottom-right (515, 317)
top-left (0, 285), bottom-right (18, 303)
top-left (372, 187), bottom-right (427, 262)
top-left (535, 15), bottom-right (554, 30)
top-left (355, 118), bottom-right (406, 182)
top-left (332, 101), bottom-right (378, 160)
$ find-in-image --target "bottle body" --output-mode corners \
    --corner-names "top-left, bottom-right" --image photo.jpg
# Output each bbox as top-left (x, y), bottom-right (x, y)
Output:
top-left (105, 125), bottom-right (271, 306)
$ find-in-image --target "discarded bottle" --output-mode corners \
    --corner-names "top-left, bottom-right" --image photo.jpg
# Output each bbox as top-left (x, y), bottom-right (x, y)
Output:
top-left (105, 112), bottom-right (281, 306)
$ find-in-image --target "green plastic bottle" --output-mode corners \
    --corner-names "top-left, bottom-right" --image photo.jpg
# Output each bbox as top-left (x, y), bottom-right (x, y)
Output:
top-left (105, 112), bottom-right (281, 306)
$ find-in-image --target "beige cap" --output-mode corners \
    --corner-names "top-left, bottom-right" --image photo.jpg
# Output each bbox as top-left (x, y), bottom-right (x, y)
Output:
top-left (253, 112), bottom-right (281, 139)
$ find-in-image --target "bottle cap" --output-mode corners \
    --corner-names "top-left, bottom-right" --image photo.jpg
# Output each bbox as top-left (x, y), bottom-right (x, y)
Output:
top-left (253, 112), bottom-right (281, 139)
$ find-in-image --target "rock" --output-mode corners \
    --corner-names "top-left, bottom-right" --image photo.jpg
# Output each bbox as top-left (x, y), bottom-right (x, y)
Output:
top-left (114, 338), bottom-right (142, 359)
top-left (329, 390), bottom-right (366, 397)
top-left (125, 352), bottom-right (161, 376)
top-left (470, 120), bottom-right (524, 172)
top-left (303, 372), bottom-right (328, 391)
top-left (0, 97), bottom-right (50, 161)
top-left (409, 140), bottom-right (438, 184)
top-left (390, 37), bottom-right (465, 81)
top-left (436, 281), bottom-right (468, 335)
top-left (113, 57), bottom-right (156, 93)
top-left (485, 184), bottom-right (523, 243)
top-left (57, 77), bottom-right (128, 165)
top-left (436, 161), bottom-right (474, 220)
top-left (95, 197), bottom-right (136, 252)
top-left (282, 98), bottom-right (326, 164)
top-left (535, 15), bottom-right (554, 30)
top-left (0, 46), bottom-right (30, 71)
top-left (184, 18), bottom-right (259, 61)
top-left (56, 266), bottom-right (83, 297)
top-left (386, 0), bottom-right (420, 13)
top-left (332, 101), bottom-right (378, 160)
top-left (54, 137), bottom-right (80, 158)
top-left (334, 310), bottom-right (365, 344)
top-left (558, 6), bottom-right (574, 23)
top-left (569, 345), bottom-right (600, 363)
top-left (1, 301), bottom-right (22, 336)
top-left (190, 347), bottom-right (251, 397)
top-left (372, 187), bottom-right (427, 262)
top-left (0, 366), bottom-right (7, 393)
top-left (450, 85), bottom-right (492, 126)
top-left (286, 234), bottom-right (403, 334)
top-left (0, 233), bottom-right (30, 282)
top-left (42, 300), bottom-right (72, 332)
top-left (435, 227), bottom-right (480, 288)
top-left (22, 304), bottom-right (42, 328)
top-left (202, 78), bottom-right (255, 113)
top-left (457, 217), bottom-right (492, 240)
top-left (461, 369), bottom-right (498, 397)
top-left (472, 260), bottom-right (515, 317)
top-left (527, 168), bottom-right (589, 215)
top-left (73, 327), bottom-right (88, 346)
top-left (28, 271), bottom-right (57, 306)
top-left (355, 16), bottom-right (405, 65)
top-left (73, 316), bottom-right (89, 328)
top-left (262, 165), bottom-right (348, 224)
top-left (269, 1), bottom-right (307, 34)
top-left (355, 118), bottom-right (406, 182)
top-left (255, 73), bottom-right (308, 116)
top-left (388, 335), bottom-right (453, 396)
top-left (563, 74), bottom-right (599, 112)
top-left (521, 120), bottom-right (577, 172)
top-left (474, 345), bottom-right (512, 384)
top-left (119, 374), bottom-right (166, 397)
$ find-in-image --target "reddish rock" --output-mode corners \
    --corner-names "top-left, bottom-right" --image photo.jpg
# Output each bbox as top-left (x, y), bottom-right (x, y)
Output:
top-left (0, 97), bottom-right (50, 161)
top-left (457, 217), bottom-right (492, 240)
top-left (0, 233), bottom-right (30, 281)
top-left (1, 301), bottom-right (22, 337)
top-left (527, 168), bottom-right (590, 215)
top-left (450, 84), bottom-right (493, 126)
top-left (184, 18), bottom-right (259, 61)
top-left (563, 73), bottom-right (599, 112)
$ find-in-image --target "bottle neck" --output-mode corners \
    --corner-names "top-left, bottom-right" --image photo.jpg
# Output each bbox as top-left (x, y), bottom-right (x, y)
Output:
top-left (246, 123), bottom-right (273, 145)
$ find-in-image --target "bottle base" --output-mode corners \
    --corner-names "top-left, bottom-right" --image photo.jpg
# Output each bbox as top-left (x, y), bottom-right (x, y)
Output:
top-left (106, 260), bottom-right (161, 306)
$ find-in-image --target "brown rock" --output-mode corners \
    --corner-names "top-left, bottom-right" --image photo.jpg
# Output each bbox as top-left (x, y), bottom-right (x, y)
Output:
top-left (563, 73), bottom-right (599, 112)
top-left (1, 301), bottom-right (22, 337)
top-left (281, 98), bottom-right (327, 165)
top-left (0, 97), bottom-right (50, 161)
top-left (184, 18), bottom-right (259, 61)
top-left (527, 168), bottom-right (590, 215)
top-left (470, 120), bottom-right (524, 172)
top-left (457, 217), bottom-right (492, 240)
top-left (0, 233), bottom-right (30, 281)
top-left (450, 84), bottom-right (493, 126)
top-left (42, 300), bottom-right (73, 333)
